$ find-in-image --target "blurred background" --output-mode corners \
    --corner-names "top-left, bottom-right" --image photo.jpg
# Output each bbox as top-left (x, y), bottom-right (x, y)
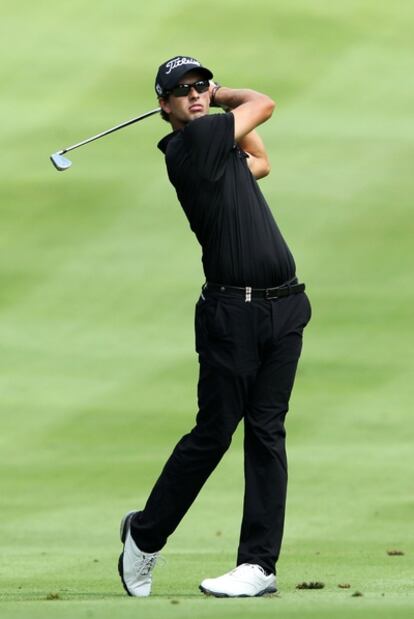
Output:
top-left (1, 0), bottom-right (413, 615)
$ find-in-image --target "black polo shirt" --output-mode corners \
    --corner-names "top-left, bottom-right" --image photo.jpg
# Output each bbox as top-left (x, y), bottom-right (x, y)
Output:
top-left (157, 112), bottom-right (296, 287)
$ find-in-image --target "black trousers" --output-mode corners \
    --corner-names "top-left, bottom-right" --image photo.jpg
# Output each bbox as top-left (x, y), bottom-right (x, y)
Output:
top-left (131, 286), bottom-right (311, 574)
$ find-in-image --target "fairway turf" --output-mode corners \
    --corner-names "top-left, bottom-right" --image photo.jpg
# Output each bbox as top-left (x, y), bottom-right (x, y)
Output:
top-left (1, 1), bottom-right (413, 618)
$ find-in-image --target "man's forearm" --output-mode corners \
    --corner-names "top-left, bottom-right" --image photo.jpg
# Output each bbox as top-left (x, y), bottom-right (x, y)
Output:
top-left (212, 87), bottom-right (268, 111)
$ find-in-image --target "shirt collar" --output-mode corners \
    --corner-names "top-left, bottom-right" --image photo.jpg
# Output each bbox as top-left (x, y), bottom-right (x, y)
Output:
top-left (157, 129), bottom-right (181, 154)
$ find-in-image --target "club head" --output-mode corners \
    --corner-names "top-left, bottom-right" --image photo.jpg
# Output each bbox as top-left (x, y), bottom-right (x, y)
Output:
top-left (50, 152), bottom-right (72, 171)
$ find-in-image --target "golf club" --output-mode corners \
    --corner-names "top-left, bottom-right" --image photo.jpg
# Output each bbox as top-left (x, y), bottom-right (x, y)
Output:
top-left (50, 107), bottom-right (161, 171)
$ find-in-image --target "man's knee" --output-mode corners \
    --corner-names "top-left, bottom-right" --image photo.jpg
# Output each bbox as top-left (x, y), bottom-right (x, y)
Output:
top-left (191, 423), bottom-right (234, 454)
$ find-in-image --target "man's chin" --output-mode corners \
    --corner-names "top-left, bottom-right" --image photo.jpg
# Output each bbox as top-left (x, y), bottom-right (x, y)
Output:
top-left (188, 110), bottom-right (207, 121)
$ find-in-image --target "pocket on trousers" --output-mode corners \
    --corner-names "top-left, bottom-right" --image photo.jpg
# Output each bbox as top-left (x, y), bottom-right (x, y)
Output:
top-left (205, 298), bottom-right (229, 340)
top-left (195, 295), bottom-right (258, 374)
top-left (195, 296), bottom-right (228, 351)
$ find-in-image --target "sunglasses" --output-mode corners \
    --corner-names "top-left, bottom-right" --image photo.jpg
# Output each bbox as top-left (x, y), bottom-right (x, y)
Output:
top-left (168, 79), bottom-right (210, 98)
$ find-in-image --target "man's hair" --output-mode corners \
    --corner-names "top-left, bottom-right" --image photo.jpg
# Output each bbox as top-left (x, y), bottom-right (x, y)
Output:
top-left (158, 97), bottom-right (170, 123)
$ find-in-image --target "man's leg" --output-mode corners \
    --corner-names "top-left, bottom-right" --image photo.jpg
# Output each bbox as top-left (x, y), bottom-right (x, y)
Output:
top-left (237, 294), bottom-right (310, 574)
top-left (130, 361), bottom-right (249, 552)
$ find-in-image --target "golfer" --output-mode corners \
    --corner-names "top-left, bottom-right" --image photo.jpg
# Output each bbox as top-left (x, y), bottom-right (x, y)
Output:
top-left (118, 55), bottom-right (311, 598)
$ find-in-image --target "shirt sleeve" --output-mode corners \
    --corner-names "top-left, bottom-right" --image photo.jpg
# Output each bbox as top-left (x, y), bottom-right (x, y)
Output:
top-left (182, 112), bottom-right (235, 181)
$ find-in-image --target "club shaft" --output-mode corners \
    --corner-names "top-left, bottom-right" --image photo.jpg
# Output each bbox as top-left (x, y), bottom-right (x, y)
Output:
top-left (59, 107), bottom-right (161, 155)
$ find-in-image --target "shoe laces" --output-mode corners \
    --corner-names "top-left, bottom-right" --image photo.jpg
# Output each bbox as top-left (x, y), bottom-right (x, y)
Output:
top-left (134, 553), bottom-right (165, 576)
top-left (135, 553), bottom-right (158, 576)
top-left (231, 563), bottom-right (269, 576)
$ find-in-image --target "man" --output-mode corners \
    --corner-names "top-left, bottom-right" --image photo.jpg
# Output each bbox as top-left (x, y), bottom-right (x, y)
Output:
top-left (118, 55), bottom-right (311, 598)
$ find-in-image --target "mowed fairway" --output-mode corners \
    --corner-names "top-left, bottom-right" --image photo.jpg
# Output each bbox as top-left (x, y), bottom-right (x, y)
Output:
top-left (1, 1), bottom-right (413, 618)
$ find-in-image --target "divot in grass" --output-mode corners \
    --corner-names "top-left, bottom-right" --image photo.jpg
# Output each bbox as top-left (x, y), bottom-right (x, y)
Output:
top-left (296, 581), bottom-right (325, 590)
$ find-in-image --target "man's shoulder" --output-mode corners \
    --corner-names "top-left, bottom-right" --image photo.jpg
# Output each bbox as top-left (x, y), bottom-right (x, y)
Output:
top-left (182, 113), bottom-right (234, 153)
top-left (158, 113), bottom-right (233, 152)
top-left (184, 112), bottom-right (232, 133)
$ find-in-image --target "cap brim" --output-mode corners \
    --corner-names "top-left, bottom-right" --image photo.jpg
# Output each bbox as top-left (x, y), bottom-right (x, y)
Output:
top-left (162, 66), bottom-right (213, 95)
top-left (194, 67), bottom-right (213, 80)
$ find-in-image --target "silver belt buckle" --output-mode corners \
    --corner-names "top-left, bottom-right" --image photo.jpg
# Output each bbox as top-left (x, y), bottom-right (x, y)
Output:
top-left (245, 286), bottom-right (252, 303)
top-left (265, 287), bottom-right (279, 299)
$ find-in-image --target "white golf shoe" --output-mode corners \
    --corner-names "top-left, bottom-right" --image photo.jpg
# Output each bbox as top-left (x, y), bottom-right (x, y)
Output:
top-left (118, 511), bottom-right (159, 597)
top-left (200, 563), bottom-right (277, 597)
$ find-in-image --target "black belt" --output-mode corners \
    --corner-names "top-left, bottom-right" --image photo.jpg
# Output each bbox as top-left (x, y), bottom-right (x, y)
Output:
top-left (204, 279), bottom-right (305, 301)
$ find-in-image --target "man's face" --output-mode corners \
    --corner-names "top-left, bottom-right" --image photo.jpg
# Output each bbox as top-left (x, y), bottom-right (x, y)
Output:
top-left (160, 70), bottom-right (211, 128)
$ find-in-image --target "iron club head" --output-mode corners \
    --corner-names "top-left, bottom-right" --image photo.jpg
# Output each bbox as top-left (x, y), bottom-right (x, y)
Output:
top-left (50, 152), bottom-right (72, 171)
top-left (50, 106), bottom-right (161, 171)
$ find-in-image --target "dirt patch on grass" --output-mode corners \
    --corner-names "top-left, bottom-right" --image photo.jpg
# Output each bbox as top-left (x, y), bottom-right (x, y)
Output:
top-left (296, 581), bottom-right (325, 590)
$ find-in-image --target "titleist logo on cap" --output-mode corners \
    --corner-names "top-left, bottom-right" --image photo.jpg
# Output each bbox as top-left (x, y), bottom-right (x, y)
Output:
top-left (155, 55), bottom-right (212, 96)
top-left (165, 57), bottom-right (201, 75)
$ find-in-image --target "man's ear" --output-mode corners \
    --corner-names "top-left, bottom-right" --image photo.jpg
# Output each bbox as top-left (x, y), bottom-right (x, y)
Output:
top-left (159, 97), bottom-right (171, 114)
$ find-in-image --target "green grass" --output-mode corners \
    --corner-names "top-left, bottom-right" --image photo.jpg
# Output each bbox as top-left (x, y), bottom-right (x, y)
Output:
top-left (1, 1), bottom-right (413, 618)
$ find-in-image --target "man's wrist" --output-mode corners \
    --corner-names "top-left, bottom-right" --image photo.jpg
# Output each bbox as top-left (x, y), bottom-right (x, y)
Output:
top-left (211, 85), bottom-right (232, 112)
top-left (210, 83), bottom-right (222, 107)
